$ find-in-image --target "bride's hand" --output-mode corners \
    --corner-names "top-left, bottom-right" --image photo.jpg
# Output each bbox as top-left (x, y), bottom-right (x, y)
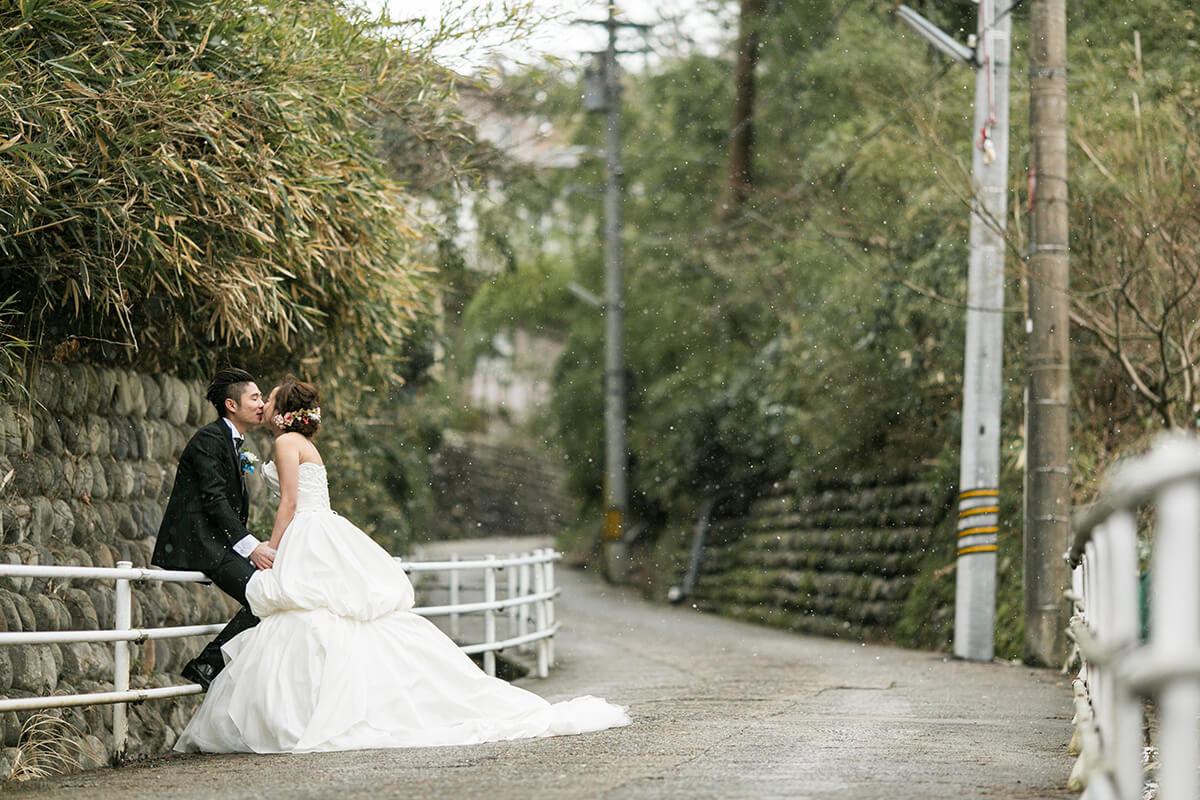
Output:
top-left (250, 542), bottom-right (276, 570)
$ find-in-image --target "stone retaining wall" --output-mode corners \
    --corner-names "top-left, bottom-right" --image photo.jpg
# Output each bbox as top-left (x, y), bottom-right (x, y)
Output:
top-left (0, 364), bottom-right (243, 777)
top-left (690, 481), bottom-right (951, 642)
top-left (428, 429), bottom-right (571, 541)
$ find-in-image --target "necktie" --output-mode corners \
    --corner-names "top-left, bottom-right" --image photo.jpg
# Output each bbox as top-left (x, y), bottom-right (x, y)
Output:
top-left (234, 437), bottom-right (246, 498)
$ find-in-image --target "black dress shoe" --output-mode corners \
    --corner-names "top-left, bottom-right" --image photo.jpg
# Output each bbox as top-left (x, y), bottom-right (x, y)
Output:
top-left (181, 659), bottom-right (218, 691)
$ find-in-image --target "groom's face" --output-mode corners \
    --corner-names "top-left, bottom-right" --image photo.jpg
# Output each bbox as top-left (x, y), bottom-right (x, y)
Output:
top-left (226, 382), bottom-right (265, 432)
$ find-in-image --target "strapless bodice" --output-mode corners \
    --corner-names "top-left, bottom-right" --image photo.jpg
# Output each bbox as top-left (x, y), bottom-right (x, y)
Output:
top-left (262, 461), bottom-right (331, 513)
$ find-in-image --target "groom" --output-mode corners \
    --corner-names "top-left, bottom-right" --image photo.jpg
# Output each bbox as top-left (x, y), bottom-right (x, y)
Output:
top-left (153, 367), bottom-right (275, 689)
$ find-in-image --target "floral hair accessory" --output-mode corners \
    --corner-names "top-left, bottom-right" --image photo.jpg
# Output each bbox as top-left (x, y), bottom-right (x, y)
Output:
top-left (272, 407), bottom-right (321, 430)
top-left (240, 450), bottom-right (260, 474)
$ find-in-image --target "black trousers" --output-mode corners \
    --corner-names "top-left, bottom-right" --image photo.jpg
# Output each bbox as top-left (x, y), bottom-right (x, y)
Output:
top-left (190, 551), bottom-right (260, 674)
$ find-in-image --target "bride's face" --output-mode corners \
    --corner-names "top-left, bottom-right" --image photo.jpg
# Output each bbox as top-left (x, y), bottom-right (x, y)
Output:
top-left (263, 386), bottom-right (281, 433)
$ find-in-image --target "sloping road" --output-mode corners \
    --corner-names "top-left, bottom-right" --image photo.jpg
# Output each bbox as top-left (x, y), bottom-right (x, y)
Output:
top-left (6, 537), bottom-right (1073, 799)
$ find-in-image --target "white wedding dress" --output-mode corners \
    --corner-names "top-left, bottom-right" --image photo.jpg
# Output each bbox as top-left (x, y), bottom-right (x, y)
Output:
top-left (174, 461), bottom-right (630, 754)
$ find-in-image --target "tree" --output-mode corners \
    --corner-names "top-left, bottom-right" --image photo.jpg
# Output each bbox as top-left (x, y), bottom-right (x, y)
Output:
top-left (1069, 22), bottom-right (1200, 430)
top-left (722, 0), bottom-right (766, 218)
top-left (462, 1), bottom-right (974, 525)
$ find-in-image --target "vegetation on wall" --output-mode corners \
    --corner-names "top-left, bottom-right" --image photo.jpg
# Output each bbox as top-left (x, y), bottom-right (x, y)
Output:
top-left (0, 0), bottom-right (528, 551)
top-left (0, 0), bottom-right (436, 373)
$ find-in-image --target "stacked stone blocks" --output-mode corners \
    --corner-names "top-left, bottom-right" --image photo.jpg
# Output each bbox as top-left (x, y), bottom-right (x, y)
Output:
top-left (429, 430), bottom-right (571, 541)
top-left (0, 364), bottom-right (241, 774)
top-left (693, 481), bottom-right (949, 642)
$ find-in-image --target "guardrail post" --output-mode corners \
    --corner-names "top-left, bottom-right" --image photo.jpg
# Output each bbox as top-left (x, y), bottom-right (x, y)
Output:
top-left (1104, 510), bottom-right (1142, 800)
top-left (545, 549), bottom-right (557, 667)
top-left (483, 555), bottom-right (496, 677)
top-left (1154, 479), bottom-right (1200, 800)
top-left (506, 552), bottom-right (519, 638)
top-left (518, 558), bottom-right (531, 652)
top-left (449, 553), bottom-right (460, 640)
top-left (112, 560), bottom-right (132, 765)
top-left (533, 551), bottom-right (549, 678)
top-left (1086, 535), bottom-right (1109, 738)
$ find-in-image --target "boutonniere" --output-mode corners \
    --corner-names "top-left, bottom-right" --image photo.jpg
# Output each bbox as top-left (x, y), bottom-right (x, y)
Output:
top-left (240, 451), bottom-right (260, 474)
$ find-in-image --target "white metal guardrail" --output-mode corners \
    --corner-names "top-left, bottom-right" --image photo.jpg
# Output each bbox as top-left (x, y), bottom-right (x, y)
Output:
top-left (1067, 433), bottom-right (1200, 800)
top-left (0, 547), bottom-right (561, 763)
top-left (403, 549), bottom-right (560, 678)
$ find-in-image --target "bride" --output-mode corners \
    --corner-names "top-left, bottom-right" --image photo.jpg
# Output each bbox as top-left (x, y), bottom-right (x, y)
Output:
top-left (175, 377), bottom-right (630, 753)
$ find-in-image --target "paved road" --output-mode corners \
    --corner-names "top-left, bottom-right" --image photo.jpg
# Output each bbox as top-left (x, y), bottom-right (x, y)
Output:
top-left (7, 537), bottom-right (1073, 799)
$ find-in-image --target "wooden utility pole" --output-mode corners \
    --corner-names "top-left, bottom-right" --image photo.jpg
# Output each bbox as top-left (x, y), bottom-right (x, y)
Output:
top-left (723, 0), bottom-right (765, 217)
top-left (1024, 0), bottom-right (1071, 667)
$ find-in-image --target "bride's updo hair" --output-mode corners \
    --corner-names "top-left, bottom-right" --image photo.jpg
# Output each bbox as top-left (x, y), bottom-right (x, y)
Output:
top-left (273, 377), bottom-right (321, 437)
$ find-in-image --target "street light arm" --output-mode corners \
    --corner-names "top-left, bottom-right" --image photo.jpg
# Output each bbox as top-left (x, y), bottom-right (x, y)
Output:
top-left (567, 282), bottom-right (604, 309)
top-left (895, 5), bottom-right (977, 66)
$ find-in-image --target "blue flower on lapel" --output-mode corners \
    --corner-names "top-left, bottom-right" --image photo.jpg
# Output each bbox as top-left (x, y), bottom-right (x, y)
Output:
top-left (240, 451), bottom-right (260, 474)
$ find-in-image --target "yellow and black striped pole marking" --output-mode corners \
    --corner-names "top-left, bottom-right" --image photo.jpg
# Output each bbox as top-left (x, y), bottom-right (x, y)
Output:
top-left (604, 509), bottom-right (624, 542)
top-left (957, 488), bottom-right (999, 557)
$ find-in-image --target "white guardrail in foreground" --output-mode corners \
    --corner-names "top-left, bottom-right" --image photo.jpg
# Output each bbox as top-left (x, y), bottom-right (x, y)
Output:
top-left (0, 548), bottom-right (561, 763)
top-left (1067, 433), bottom-right (1200, 800)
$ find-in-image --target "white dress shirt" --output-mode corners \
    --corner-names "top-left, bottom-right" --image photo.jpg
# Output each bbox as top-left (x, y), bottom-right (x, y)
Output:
top-left (222, 417), bottom-right (261, 559)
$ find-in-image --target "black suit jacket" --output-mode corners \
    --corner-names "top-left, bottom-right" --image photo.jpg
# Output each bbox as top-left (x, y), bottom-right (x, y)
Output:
top-left (152, 419), bottom-right (251, 571)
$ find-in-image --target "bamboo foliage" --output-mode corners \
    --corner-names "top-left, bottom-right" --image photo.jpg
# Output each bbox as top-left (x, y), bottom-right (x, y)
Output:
top-left (0, 0), bottom-right (473, 372)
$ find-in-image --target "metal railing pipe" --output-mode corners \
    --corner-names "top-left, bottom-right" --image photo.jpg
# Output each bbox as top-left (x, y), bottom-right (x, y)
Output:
top-left (0, 685), bottom-right (204, 713)
top-left (545, 548), bottom-right (557, 667)
top-left (449, 553), bottom-right (460, 640)
top-left (507, 552), bottom-right (519, 633)
top-left (0, 564), bottom-right (210, 583)
top-left (410, 589), bottom-right (559, 618)
top-left (112, 560), bottom-right (132, 765)
top-left (533, 551), bottom-right (549, 679)
top-left (1070, 443), bottom-right (1200, 559)
top-left (0, 623), bottom-right (225, 646)
top-left (459, 623), bottom-right (561, 656)
top-left (1103, 511), bottom-right (1142, 800)
top-left (482, 555), bottom-right (497, 677)
top-left (1153, 479), bottom-right (1200, 800)
top-left (403, 552), bottom-right (563, 572)
top-left (1068, 433), bottom-right (1200, 800)
top-left (518, 560), bottom-right (531, 652)
top-left (0, 548), bottom-right (565, 744)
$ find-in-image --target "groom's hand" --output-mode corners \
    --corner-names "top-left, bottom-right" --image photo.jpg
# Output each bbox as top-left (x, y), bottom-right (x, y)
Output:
top-left (250, 542), bottom-right (276, 570)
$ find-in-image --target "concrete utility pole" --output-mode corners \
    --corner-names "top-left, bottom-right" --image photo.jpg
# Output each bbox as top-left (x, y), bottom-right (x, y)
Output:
top-left (579, 6), bottom-right (650, 584)
top-left (954, 0), bottom-right (1012, 664)
top-left (1024, 0), bottom-right (1071, 668)
top-left (896, 2), bottom-right (1012, 662)
top-left (601, 5), bottom-right (628, 583)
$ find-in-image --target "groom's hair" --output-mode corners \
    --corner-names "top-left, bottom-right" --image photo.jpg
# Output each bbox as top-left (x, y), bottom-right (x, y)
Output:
top-left (206, 368), bottom-right (256, 418)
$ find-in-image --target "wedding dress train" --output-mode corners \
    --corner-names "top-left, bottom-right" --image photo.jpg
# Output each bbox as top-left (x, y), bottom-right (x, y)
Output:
top-left (175, 461), bottom-right (630, 753)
